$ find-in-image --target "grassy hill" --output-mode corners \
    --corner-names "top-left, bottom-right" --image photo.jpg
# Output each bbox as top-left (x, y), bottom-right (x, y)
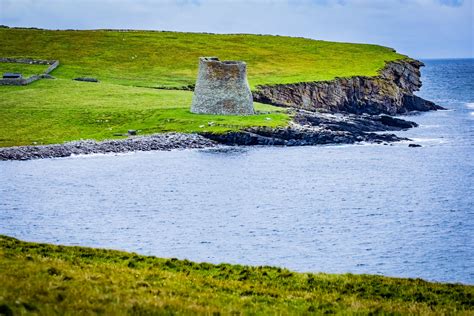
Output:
top-left (1, 235), bottom-right (472, 314)
top-left (0, 28), bottom-right (407, 147)
top-left (0, 28), bottom-right (406, 88)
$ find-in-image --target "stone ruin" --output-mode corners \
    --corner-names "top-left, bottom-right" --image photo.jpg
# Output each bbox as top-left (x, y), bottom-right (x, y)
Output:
top-left (0, 58), bottom-right (60, 86)
top-left (191, 57), bottom-right (254, 115)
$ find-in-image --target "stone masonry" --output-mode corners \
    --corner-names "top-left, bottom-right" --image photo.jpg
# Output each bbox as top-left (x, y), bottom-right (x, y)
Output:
top-left (0, 58), bottom-right (59, 86)
top-left (191, 57), bottom-right (254, 115)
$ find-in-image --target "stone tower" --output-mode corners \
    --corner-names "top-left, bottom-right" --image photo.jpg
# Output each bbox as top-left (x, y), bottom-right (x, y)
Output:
top-left (191, 57), bottom-right (254, 115)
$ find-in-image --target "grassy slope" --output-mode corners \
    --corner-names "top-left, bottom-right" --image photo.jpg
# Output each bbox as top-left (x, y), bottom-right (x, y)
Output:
top-left (0, 28), bottom-right (405, 147)
top-left (0, 236), bottom-right (472, 315)
top-left (0, 28), bottom-right (406, 88)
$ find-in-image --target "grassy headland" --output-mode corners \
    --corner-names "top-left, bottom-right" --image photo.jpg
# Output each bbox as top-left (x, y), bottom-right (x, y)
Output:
top-left (0, 28), bottom-right (406, 88)
top-left (0, 235), bottom-right (472, 314)
top-left (0, 27), bottom-right (407, 147)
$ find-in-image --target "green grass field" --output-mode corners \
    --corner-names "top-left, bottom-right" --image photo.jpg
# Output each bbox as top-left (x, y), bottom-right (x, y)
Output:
top-left (0, 28), bottom-right (406, 88)
top-left (0, 79), bottom-right (288, 147)
top-left (1, 235), bottom-right (472, 315)
top-left (0, 27), bottom-right (406, 147)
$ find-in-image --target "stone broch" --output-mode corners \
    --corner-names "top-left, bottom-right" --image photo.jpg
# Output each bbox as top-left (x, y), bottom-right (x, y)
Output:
top-left (191, 57), bottom-right (254, 115)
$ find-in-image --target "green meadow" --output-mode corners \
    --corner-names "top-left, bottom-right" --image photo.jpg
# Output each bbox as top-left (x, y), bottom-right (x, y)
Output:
top-left (1, 235), bottom-right (472, 315)
top-left (0, 79), bottom-right (288, 147)
top-left (0, 28), bottom-right (407, 147)
top-left (0, 28), bottom-right (406, 88)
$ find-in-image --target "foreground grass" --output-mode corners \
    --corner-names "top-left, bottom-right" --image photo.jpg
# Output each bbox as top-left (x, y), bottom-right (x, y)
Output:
top-left (0, 235), bottom-right (472, 314)
top-left (0, 79), bottom-right (288, 147)
top-left (0, 28), bottom-right (406, 89)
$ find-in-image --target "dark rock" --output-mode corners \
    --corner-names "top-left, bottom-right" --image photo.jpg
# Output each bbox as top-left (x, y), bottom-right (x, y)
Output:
top-left (380, 115), bottom-right (418, 129)
top-left (402, 95), bottom-right (445, 112)
top-left (201, 110), bottom-right (409, 147)
top-left (73, 77), bottom-right (99, 83)
top-left (128, 130), bottom-right (137, 136)
top-left (408, 144), bottom-right (422, 147)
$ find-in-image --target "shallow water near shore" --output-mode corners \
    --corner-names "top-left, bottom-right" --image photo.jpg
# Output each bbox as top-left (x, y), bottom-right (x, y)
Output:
top-left (1, 59), bottom-right (473, 284)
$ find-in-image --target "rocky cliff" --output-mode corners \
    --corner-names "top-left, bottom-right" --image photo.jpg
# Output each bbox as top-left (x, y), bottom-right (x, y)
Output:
top-left (253, 59), bottom-right (443, 115)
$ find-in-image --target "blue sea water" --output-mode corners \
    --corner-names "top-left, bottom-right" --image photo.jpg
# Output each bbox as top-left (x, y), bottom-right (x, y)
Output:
top-left (0, 59), bottom-right (473, 284)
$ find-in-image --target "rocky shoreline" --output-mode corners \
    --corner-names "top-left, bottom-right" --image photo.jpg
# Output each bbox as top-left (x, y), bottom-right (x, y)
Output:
top-left (202, 110), bottom-right (414, 146)
top-left (1, 110), bottom-right (420, 161)
top-left (0, 59), bottom-right (441, 161)
top-left (0, 133), bottom-right (218, 161)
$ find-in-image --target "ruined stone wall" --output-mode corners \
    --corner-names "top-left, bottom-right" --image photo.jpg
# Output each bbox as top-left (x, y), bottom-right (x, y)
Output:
top-left (191, 57), bottom-right (254, 115)
top-left (0, 58), bottom-right (59, 86)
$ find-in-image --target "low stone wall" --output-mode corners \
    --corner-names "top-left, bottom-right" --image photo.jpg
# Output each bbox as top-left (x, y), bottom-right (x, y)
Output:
top-left (0, 58), bottom-right (59, 86)
top-left (45, 60), bottom-right (59, 74)
top-left (0, 57), bottom-right (57, 65)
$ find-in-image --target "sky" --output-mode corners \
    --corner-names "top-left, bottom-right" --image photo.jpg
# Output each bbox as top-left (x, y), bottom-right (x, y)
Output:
top-left (0, 0), bottom-right (473, 58)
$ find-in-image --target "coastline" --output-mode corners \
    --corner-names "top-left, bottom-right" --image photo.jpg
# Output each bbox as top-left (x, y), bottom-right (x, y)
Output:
top-left (0, 133), bottom-right (217, 161)
top-left (0, 110), bottom-right (420, 161)
top-left (0, 56), bottom-right (444, 161)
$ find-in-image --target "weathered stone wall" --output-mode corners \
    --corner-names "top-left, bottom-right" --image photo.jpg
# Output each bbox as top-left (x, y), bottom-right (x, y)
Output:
top-left (253, 59), bottom-right (442, 115)
top-left (191, 57), bottom-right (254, 115)
top-left (45, 60), bottom-right (60, 74)
top-left (0, 57), bottom-right (56, 65)
top-left (0, 58), bottom-right (59, 86)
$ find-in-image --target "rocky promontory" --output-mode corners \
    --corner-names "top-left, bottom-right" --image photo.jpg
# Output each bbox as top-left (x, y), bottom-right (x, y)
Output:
top-left (207, 58), bottom-right (441, 146)
top-left (253, 59), bottom-right (444, 115)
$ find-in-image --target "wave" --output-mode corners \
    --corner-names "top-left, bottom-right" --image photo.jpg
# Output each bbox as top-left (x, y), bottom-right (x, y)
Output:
top-left (465, 102), bottom-right (474, 109)
top-left (409, 137), bottom-right (447, 144)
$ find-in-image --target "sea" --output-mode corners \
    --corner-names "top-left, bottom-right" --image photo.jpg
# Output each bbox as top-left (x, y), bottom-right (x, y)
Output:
top-left (1, 59), bottom-right (473, 284)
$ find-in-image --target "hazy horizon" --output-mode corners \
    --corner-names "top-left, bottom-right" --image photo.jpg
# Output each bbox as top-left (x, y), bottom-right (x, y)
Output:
top-left (1, 0), bottom-right (473, 59)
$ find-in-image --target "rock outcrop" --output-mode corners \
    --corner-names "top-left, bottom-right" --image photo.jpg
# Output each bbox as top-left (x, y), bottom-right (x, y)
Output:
top-left (191, 57), bottom-right (254, 115)
top-left (253, 59), bottom-right (444, 115)
top-left (201, 109), bottom-right (415, 146)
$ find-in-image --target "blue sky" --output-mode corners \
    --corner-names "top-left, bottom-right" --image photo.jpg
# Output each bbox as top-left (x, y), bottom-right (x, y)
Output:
top-left (0, 0), bottom-right (472, 58)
